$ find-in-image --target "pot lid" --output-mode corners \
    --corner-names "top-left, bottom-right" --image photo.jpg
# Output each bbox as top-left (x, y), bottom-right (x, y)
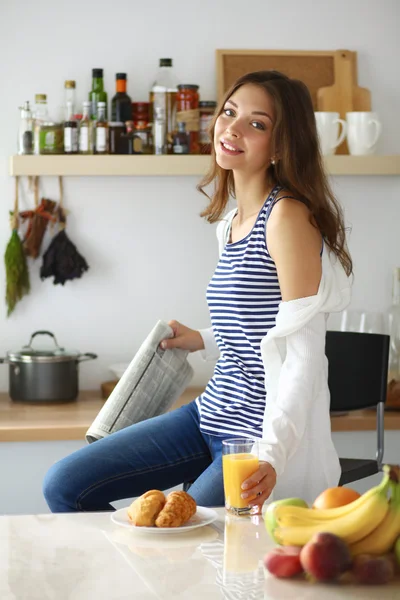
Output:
top-left (7, 330), bottom-right (80, 363)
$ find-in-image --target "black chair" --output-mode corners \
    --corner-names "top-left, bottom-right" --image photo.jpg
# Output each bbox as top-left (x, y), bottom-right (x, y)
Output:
top-left (326, 330), bottom-right (389, 485)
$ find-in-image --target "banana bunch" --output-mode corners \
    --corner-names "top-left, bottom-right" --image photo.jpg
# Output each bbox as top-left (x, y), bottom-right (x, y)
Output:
top-left (350, 475), bottom-right (400, 556)
top-left (273, 465), bottom-right (400, 552)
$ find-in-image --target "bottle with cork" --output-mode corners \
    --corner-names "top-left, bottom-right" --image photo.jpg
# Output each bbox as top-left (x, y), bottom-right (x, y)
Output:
top-left (64, 80), bottom-right (76, 121)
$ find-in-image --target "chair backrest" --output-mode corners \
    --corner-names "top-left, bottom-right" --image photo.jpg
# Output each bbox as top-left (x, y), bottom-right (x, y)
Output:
top-left (326, 331), bottom-right (389, 412)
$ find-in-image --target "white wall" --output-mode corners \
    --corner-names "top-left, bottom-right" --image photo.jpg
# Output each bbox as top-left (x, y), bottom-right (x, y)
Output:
top-left (0, 0), bottom-right (399, 391)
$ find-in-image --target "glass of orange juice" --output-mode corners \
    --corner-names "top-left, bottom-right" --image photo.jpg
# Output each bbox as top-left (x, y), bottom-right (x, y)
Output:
top-left (222, 438), bottom-right (259, 516)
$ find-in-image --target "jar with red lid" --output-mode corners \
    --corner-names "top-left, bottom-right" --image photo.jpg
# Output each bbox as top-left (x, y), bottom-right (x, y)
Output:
top-left (176, 84), bottom-right (199, 154)
top-left (199, 101), bottom-right (217, 154)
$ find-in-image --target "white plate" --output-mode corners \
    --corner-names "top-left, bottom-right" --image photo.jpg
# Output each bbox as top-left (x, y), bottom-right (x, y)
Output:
top-left (111, 505), bottom-right (218, 533)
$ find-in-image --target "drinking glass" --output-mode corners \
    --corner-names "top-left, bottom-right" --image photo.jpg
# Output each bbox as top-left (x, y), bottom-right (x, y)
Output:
top-left (222, 438), bottom-right (259, 516)
top-left (340, 309), bottom-right (384, 334)
top-left (359, 311), bottom-right (384, 334)
top-left (340, 309), bottom-right (363, 332)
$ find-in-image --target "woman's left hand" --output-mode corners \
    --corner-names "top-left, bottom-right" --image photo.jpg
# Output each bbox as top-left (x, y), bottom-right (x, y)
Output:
top-left (241, 461), bottom-right (277, 513)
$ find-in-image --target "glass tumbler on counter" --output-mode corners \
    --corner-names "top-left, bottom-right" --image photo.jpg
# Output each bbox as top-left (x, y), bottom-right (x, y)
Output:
top-left (222, 438), bottom-right (259, 516)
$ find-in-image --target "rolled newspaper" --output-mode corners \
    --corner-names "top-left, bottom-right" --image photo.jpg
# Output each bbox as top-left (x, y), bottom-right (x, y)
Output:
top-left (86, 320), bottom-right (194, 443)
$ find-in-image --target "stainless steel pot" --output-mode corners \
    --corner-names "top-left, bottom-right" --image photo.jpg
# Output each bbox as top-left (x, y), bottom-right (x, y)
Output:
top-left (0, 330), bottom-right (97, 403)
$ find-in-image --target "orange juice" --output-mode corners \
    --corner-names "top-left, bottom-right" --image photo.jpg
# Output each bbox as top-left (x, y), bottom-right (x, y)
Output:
top-left (223, 453), bottom-right (259, 509)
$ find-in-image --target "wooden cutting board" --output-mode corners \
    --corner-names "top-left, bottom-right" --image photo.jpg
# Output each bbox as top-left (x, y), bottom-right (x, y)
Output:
top-left (217, 49), bottom-right (340, 109)
top-left (317, 50), bottom-right (371, 154)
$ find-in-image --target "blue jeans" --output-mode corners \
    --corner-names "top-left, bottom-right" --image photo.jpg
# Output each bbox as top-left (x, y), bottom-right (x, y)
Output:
top-left (43, 401), bottom-right (227, 512)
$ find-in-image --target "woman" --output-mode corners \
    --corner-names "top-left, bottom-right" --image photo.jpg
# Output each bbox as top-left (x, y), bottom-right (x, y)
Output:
top-left (43, 70), bottom-right (352, 513)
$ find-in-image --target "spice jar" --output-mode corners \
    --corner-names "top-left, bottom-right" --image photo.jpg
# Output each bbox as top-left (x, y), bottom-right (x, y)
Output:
top-left (39, 122), bottom-right (64, 154)
top-left (119, 121), bottom-right (146, 154)
top-left (133, 127), bottom-right (153, 154)
top-left (199, 101), bottom-right (217, 154)
top-left (109, 122), bottom-right (126, 154)
top-left (176, 85), bottom-right (199, 154)
top-left (132, 102), bottom-right (150, 130)
top-left (131, 103), bottom-right (153, 153)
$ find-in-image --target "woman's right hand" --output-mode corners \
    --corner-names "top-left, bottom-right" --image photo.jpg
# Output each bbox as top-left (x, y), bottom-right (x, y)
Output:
top-left (159, 320), bottom-right (205, 353)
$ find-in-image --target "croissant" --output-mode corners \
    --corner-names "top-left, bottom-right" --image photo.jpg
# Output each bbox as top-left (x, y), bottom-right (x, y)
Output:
top-left (127, 490), bottom-right (166, 526)
top-left (155, 491), bottom-right (197, 528)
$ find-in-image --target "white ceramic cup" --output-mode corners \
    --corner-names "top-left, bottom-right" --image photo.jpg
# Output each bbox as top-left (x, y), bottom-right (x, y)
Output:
top-left (346, 112), bottom-right (382, 155)
top-left (314, 112), bottom-right (347, 156)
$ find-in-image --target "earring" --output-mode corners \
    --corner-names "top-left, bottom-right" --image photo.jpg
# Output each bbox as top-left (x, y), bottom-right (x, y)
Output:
top-left (271, 158), bottom-right (276, 165)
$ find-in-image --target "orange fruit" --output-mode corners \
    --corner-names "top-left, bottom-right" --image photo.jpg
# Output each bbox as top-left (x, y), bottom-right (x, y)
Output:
top-left (312, 487), bottom-right (361, 510)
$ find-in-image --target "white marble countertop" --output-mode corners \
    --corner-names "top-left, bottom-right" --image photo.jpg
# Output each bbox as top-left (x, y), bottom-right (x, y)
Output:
top-left (1, 507), bottom-right (399, 600)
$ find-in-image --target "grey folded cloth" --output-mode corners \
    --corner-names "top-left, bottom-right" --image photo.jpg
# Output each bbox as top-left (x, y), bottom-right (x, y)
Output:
top-left (86, 320), bottom-right (194, 443)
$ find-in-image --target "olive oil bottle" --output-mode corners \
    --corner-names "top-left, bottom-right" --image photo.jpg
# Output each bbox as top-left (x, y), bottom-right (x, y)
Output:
top-left (79, 101), bottom-right (93, 154)
top-left (89, 68), bottom-right (108, 120)
top-left (95, 102), bottom-right (108, 154)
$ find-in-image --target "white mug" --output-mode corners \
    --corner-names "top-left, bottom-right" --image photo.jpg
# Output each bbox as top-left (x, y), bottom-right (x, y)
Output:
top-left (346, 112), bottom-right (382, 155)
top-left (314, 112), bottom-right (347, 156)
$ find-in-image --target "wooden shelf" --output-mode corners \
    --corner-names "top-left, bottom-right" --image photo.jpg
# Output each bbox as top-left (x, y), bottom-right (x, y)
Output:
top-left (324, 155), bottom-right (400, 175)
top-left (9, 154), bottom-right (400, 177)
top-left (9, 155), bottom-right (211, 177)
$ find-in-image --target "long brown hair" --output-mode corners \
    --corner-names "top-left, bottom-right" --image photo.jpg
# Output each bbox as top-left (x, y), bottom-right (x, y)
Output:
top-left (198, 70), bottom-right (352, 276)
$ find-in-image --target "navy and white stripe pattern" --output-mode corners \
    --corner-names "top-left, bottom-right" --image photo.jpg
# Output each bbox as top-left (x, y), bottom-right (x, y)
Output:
top-left (196, 185), bottom-right (284, 439)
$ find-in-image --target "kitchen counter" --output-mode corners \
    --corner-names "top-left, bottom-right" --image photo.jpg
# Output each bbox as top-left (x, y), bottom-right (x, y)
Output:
top-left (1, 388), bottom-right (400, 442)
top-left (1, 507), bottom-right (399, 599)
top-left (0, 387), bottom-right (204, 442)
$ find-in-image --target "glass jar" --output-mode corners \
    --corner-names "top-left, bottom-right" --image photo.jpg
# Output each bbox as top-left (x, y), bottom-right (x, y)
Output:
top-left (134, 127), bottom-right (153, 154)
top-left (172, 122), bottom-right (189, 154)
top-left (199, 101), bottom-right (217, 154)
top-left (118, 121), bottom-right (150, 154)
top-left (109, 122), bottom-right (126, 154)
top-left (176, 84), bottom-right (199, 154)
top-left (39, 122), bottom-right (64, 154)
top-left (132, 102), bottom-right (150, 130)
top-left (131, 105), bottom-right (153, 154)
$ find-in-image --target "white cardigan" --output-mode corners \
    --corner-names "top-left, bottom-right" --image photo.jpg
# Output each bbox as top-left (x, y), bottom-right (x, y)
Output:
top-left (199, 209), bottom-right (352, 504)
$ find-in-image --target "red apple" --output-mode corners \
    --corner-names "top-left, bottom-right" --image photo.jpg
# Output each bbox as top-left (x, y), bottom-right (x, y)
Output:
top-left (300, 532), bottom-right (352, 582)
top-left (352, 554), bottom-right (394, 585)
top-left (263, 546), bottom-right (304, 578)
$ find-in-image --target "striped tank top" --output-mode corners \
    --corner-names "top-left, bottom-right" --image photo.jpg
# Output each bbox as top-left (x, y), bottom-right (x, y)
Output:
top-left (196, 184), bottom-right (286, 439)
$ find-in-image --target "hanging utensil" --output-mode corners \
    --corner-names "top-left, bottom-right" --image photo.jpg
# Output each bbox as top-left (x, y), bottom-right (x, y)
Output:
top-left (40, 177), bottom-right (89, 285)
top-left (4, 177), bottom-right (30, 315)
top-left (20, 176), bottom-right (57, 258)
